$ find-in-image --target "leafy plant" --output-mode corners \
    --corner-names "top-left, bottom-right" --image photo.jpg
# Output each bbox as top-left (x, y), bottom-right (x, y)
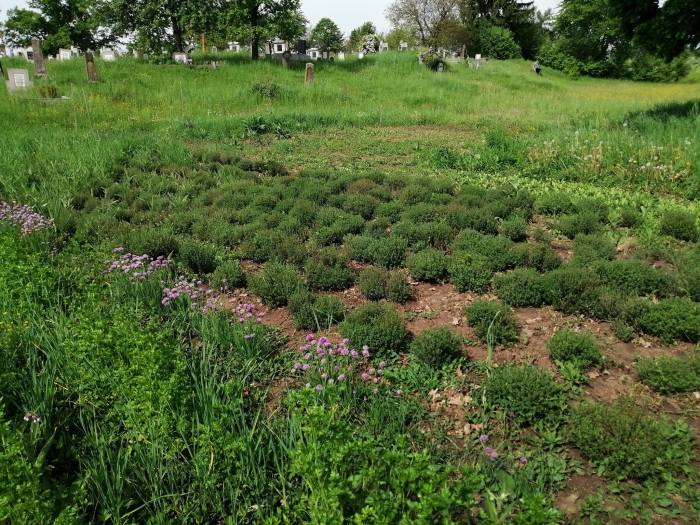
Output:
top-left (340, 303), bottom-right (408, 357)
top-left (288, 291), bottom-right (346, 331)
top-left (635, 354), bottom-right (700, 394)
top-left (248, 262), bottom-right (306, 307)
top-left (659, 210), bottom-right (698, 242)
top-left (447, 252), bottom-right (492, 293)
top-left (465, 299), bottom-right (519, 345)
top-left (640, 297), bottom-right (700, 343)
top-left (498, 215), bottom-right (528, 241)
top-left (211, 260), bottom-right (246, 288)
top-left (494, 269), bottom-right (545, 307)
top-left (409, 327), bottom-right (464, 369)
top-left (386, 271), bottom-right (413, 303)
top-left (547, 330), bottom-right (603, 371)
top-left (180, 241), bottom-right (218, 274)
top-left (407, 248), bottom-right (447, 282)
top-left (358, 266), bottom-right (388, 301)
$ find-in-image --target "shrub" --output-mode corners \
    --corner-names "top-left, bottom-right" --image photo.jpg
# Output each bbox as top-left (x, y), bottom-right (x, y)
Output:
top-left (635, 355), bottom-right (700, 394)
top-left (569, 398), bottom-right (694, 480)
top-left (343, 194), bottom-right (379, 220)
top-left (391, 221), bottom-right (430, 249)
top-left (572, 234), bottom-right (616, 264)
top-left (556, 212), bottom-right (603, 239)
top-left (38, 85), bottom-right (58, 98)
top-left (345, 234), bottom-right (376, 262)
top-left (376, 200), bottom-right (403, 223)
top-left (242, 230), bottom-right (278, 262)
top-left (275, 238), bottom-right (310, 267)
top-left (358, 267), bottom-right (388, 301)
top-left (180, 241), bottom-right (218, 274)
top-left (617, 206), bottom-right (642, 228)
top-left (410, 328), bottom-right (464, 369)
top-left (406, 248), bottom-right (447, 282)
top-left (371, 237), bottom-right (408, 269)
top-left (305, 248), bottom-right (354, 291)
top-left (542, 267), bottom-right (600, 314)
top-left (365, 217), bottom-right (391, 237)
top-left (211, 261), bottom-right (246, 289)
top-left (288, 291), bottom-right (346, 331)
top-left (576, 198), bottom-right (609, 223)
top-left (401, 203), bottom-right (438, 223)
top-left (594, 258), bottom-right (676, 297)
top-left (248, 262), bottom-right (306, 307)
top-left (510, 243), bottom-right (562, 273)
top-left (386, 271), bottom-right (413, 303)
top-left (498, 215), bottom-right (527, 241)
top-left (659, 210), bottom-right (698, 242)
top-left (452, 230), bottom-right (513, 271)
top-left (474, 24), bottom-right (522, 59)
top-left (464, 300), bottom-right (519, 345)
top-left (447, 252), bottom-right (492, 293)
top-left (127, 229), bottom-right (179, 257)
top-left (484, 366), bottom-right (563, 425)
top-left (535, 193), bottom-right (576, 215)
top-left (494, 269), bottom-right (545, 307)
top-left (340, 303), bottom-right (408, 358)
top-left (612, 319), bottom-right (635, 342)
top-left (639, 298), bottom-right (700, 343)
top-left (547, 331), bottom-right (603, 371)
top-left (251, 80), bottom-right (280, 98)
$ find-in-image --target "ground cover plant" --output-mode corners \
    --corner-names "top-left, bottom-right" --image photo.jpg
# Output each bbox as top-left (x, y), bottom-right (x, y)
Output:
top-left (1, 51), bottom-right (699, 523)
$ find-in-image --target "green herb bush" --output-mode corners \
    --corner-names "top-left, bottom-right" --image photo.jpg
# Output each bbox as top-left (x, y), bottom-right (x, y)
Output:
top-left (386, 271), bottom-right (413, 303)
top-left (180, 241), bottom-right (218, 274)
top-left (343, 194), bottom-right (380, 220)
top-left (398, 184), bottom-right (431, 205)
top-left (242, 230), bottom-right (278, 262)
top-left (407, 248), bottom-right (447, 282)
top-left (617, 206), bottom-right (642, 228)
top-left (635, 355), bottom-right (700, 394)
top-left (249, 262), bottom-right (306, 307)
top-left (639, 297), bottom-right (700, 343)
top-left (127, 229), bottom-right (179, 257)
top-left (288, 291), bottom-right (346, 330)
top-left (494, 269), bottom-right (546, 307)
top-left (556, 212), bottom-right (603, 239)
top-left (510, 243), bottom-right (562, 273)
top-left (371, 237), bottom-right (408, 269)
top-left (451, 230), bottom-right (513, 271)
top-left (340, 303), bottom-right (408, 357)
top-left (659, 210), bottom-right (698, 242)
top-left (542, 267), bottom-right (601, 313)
top-left (498, 215), bottom-right (528, 241)
top-left (464, 299), bottom-right (519, 345)
top-left (447, 252), bottom-right (492, 293)
top-left (375, 200), bottom-right (403, 223)
top-left (410, 327), bottom-right (464, 369)
top-left (535, 192), bottom-right (576, 215)
top-left (305, 248), bottom-right (354, 291)
top-left (569, 398), bottom-right (694, 480)
top-left (594, 258), bottom-right (676, 297)
top-left (358, 267), bottom-right (389, 301)
top-left (211, 261), bottom-right (246, 289)
top-left (547, 331), bottom-right (603, 371)
top-left (485, 366), bottom-right (563, 425)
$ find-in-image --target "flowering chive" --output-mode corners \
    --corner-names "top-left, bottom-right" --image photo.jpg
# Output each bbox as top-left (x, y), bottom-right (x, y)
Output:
top-left (479, 434), bottom-right (489, 443)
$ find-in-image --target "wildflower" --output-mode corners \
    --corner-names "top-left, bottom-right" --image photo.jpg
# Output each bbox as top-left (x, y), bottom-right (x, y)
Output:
top-left (350, 350), bottom-right (359, 359)
top-left (362, 349), bottom-right (370, 358)
top-left (379, 361), bottom-right (386, 368)
top-left (520, 457), bottom-right (528, 464)
top-left (479, 434), bottom-right (489, 443)
top-left (304, 353), bottom-right (311, 360)
top-left (396, 390), bottom-right (403, 396)
top-left (302, 364), bottom-right (310, 371)
top-left (315, 384), bottom-right (323, 391)
top-left (290, 368), bottom-right (296, 374)
top-left (373, 388), bottom-right (379, 394)
top-left (490, 452), bottom-right (499, 460)
top-left (362, 373), bottom-right (369, 380)
top-left (485, 447), bottom-right (493, 454)
top-left (327, 379), bottom-right (334, 384)
top-left (372, 377), bottom-right (379, 383)
top-left (306, 334), bottom-right (314, 341)
top-left (369, 368), bottom-right (375, 375)
top-left (337, 374), bottom-right (345, 381)
top-left (321, 373), bottom-right (328, 379)
top-left (305, 383), bottom-right (311, 388)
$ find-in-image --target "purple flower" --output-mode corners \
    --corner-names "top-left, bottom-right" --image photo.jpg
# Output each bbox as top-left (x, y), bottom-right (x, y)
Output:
top-left (315, 384), bottom-right (323, 391)
top-left (520, 457), bottom-right (528, 464)
top-left (113, 247), bottom-right (124, 253)
top-left (304, 353), bottom-right (312, 360)
top-left (484, 447), bottom-right (493, 454)
top-left (373, 388), bottom-right (379, 394)
top-left (302, 364), bottom-right (310, 371)
top-left (290, 368), bottom-right (296, 374)
top-left (479, 434), bottom-right (489, 443)
top-left (321, 373), bottom-right (328, 379)
top-left (327, 379), bottom-right (334, 384)
top-left (396, 390), bottom-right (403, 396)
top-left (490, 452), bottom-right (499, 460)
top-left (306, 334), bottom-right (315, 341)
top-left (361, 373), bottom-right (369, 380)
top-left (378, 361), bottom-right (386, 368)
top-left (337, 374), bottom-right (345, 381)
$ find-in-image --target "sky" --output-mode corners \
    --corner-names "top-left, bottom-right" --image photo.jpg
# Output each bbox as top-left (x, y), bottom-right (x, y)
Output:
top-left (0, 0), bottom-right (561, 32)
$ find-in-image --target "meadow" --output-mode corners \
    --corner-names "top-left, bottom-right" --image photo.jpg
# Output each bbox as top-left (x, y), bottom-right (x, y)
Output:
top-left (1, 51), bottom-right (700, 524)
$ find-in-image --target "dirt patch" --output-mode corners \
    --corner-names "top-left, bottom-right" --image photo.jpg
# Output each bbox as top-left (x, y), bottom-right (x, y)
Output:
top-left (554, 474), bottom-right (608, 520)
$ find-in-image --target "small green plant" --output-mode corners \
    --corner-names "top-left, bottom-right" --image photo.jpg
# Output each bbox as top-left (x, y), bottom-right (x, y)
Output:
top-left (547, 330), bottom-right (603, 371)
top-left (535, 192), bottom-right (576, 215)
top-left (248, 262), bottom-right (306, 307)
top-left (594, 258), bottom-right (676, 297)
top-left (386, 271), bottom-right (413, 303)
top-left (358, 266), bottom-right (388, 301)
top-left (569, 397), bottom-right (694, 480)
top-left (287, 291), bottom-right (346, 331)
top-left (494, 269), bottom-right (545, 307)
top-left (510, 243), bottom-right (562, 272)
top-left (447, 252), bottom-right (492, 293)
top-left (498, 215), bottom-right (528, 241)
top-left (371, 237), bottom-right (408, 269)
top-left (612, 319), bottom-right (635, 342)
top-left (451, 230), bottom-right (513, 271)
top-left (617, 206), bottom-right (642, 228)
top-left (409, 327), bottom-right (464, 369)
top-left (635, 354), bottom-right (700, 394)
top-left (484, 366), bottom-right (564, 424)
top-left (406, 248), bottom-right (447, 282)
top-left (340, 303), bottom-right (408, 357)
top-left (556, 212), bottom-right (603, 239)
top-left (180, 241), bottom-right (218, 274)
top-left (465, 299), bottom-right (519, 345)
top-left (305, 248), bottom-right (354, 291)
top-left (251, 80), bottom-right (280, 99)
top-left (659, 210), bottom-right (698, 242)
top-left (639, 297), bottom-right (700, 343)
top-left (37, 85), bottom-right (58, 98)
top-left (211, 260), bottom-right (246, 288)
top-left (542, 267), bottom-right (601, 313)
top-left (127, 229), bottom-right (179, 257)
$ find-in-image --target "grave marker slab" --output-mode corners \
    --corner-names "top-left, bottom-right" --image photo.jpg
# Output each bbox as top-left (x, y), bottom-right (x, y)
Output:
top-left (31, 38), bottom-right (46, 78)
top-left (358, 52), bottom-right (365, 59)
top-left (173, 52), bottom-right (189, 63)
top-left (102, 49), bottom-right (116, 61)
top-left (58, 48), bottom-right (72, 61)
top-left (282, 50), bottom-right (291, 69)
top-left (304, 62), bottom-right (314, 85)
top-left (85, 50), bottom-right (98, 82)
top-left (338, 52), bottom-right (345, 60)
top-left (6, 68), bottom-right (31, 91)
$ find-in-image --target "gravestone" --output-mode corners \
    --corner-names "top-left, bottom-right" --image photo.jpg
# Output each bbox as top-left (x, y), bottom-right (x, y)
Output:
top-left (460, 44), bottom-right (466, 59)
top-left (58, 48), bottom-right (72, 61)
top-left (212, 46), bottom-right (218, 53)
top-left (85, 50), bottom-right (98, 82)
top-left (31, 38), bottom-right (46, 78)
top-left (379, 42), bottom-right (388, 52)
top-left (476, 61), bottom-right (482, 69)
top-left (304, 62), bottom-right (314, 85)
top-left (358, 52), bottom-right (365, 59)
top-left (102, 49), bottom-right (116, 61)
top-left (173, 52), bottom-right (189, 63)
top-left (338, 52), bottom-right (345, 60)
top-left (436, 60), bottom-right (445, 73)
top-left (322, 51), bottom-right (328, 60)
top-left (6, 68), bottom-right (31, 91)
top-left (282, 50), bottom-right (291, 69)
top-left (264, 42), bottom-right (272, 57)
top-left (400, 42), bottom-right (408, 51)
top-left (475, 54), bottom-right (482, 60)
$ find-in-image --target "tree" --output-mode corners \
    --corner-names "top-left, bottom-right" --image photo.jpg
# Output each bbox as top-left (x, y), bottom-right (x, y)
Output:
top-left (4, 0), bottom-right (108, 54)
top-left (385, 0), bottom-right (462, 49)
top-left (386, 23), bottom-right (418, 50)
top-left (347, 22), bottom-right (376, 51)
top-left (608, 0), bottom-right (700, 61)
top-left (309, 18), bottom-right (343, 52)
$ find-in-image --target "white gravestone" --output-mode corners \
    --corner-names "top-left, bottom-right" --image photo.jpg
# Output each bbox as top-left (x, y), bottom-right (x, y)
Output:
top-left (475, 54), bottom-right (482, 60)
top-left (358, 52), bottom-right (365, 59)
top-left (58, 48), bottom-right (72, 61)
top-left (173, 52), bottom-right (189, 63)
top-left (6, 68), bottom-right (31, 91)
top-left (379, 42), bottom-right (389, 52)
top-left (102, 49), bottom-right (116, 61)
top-left (338, 52), bottom-right (345, 60)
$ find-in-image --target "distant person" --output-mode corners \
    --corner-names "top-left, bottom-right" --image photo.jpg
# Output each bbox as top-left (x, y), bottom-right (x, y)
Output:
top-left (533, 61), bottom-right (541, 75)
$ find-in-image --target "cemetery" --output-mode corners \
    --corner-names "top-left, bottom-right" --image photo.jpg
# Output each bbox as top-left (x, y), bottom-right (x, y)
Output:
top-left (1, 1), bottom-right (700, 522)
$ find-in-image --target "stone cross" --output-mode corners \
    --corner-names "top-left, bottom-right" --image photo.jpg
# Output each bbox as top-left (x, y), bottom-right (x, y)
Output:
top-left (6, 68), bottom-right (31, 91)
top-left (32, 38), bottom-right (46, 78)
top-left (282, 50), bottom-right (291, 69)
top-left (85, 50), bottom-right (98, 82)
top-left (304, 62), bottom-right (314, 85)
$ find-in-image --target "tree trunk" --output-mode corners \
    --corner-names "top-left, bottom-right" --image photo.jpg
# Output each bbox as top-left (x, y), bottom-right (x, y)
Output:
top-left (172, 16), bottom-right (184, 52)
top-left (250, 4), bottom-right (259, 60)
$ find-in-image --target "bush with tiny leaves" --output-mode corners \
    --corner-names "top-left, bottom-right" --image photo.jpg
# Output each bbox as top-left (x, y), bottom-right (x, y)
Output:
top-left (447, 252), bottom-right (492, 293)
top-left (494, 269), bottom-right (545, 307)
top-left (464, 299), bottom-right (519, 345)
top-left (659, 210), bottom-right (698, 242)
top-left (249, 262), bottom-right (306, 307)
top-left (410, 328), bottom-right (464, 369)
top-left (180, 241), bottom-right (218, 274)
top-left (498, 215), bottom-right (528, 241)
top-left (340, 303), bottom-right (408, 357)
top-left (211, 261), bottom-right (246, 289)
top-left (358, 267), bottom-right (389, 301)
top-left (635, 355), bottom-right (700, 394)
top-left (288, 291), bottom-right (346, 331)
top-left (547, 331), bottom-right (603, 371)
top-left (385, 271), bottom-right (413, 303)
top-left (639, 297), bottom-right (700, 343)
top-left (407, 248), bottom-right (447, 282)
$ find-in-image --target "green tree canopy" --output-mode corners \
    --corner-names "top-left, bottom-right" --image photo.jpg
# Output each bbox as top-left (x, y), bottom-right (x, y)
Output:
top-left (309, 17), bottom-right (343, 52)
top-left (347, 22), bottom-right (376, 51)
